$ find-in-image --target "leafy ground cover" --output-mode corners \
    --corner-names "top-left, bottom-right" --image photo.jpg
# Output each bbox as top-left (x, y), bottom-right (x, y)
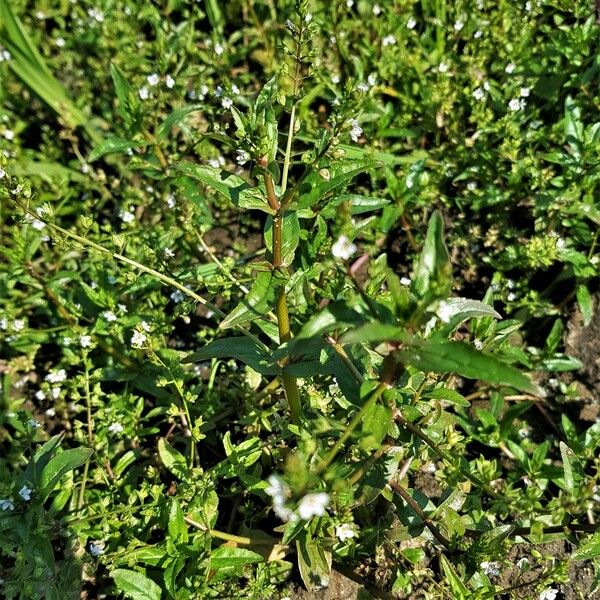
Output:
top-left (1, 1), bottom-right (600, 598)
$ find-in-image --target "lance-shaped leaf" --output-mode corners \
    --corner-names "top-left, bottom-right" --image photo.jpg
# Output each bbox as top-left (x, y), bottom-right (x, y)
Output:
top-left (173, 161), bottom-right (271, 213)
top-left (396, 340), bottom-right (541, 395)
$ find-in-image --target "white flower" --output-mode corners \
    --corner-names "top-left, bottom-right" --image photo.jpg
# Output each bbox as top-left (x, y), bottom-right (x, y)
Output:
top-left (336, 523), bottom-right (356, 541)
top-left (50, 387), bottom-right (61, 400)
top-left (473, 87), bottom-right (485, 101)
top-left (108, 422), bottom-right (124, 434)
top-left (508, 98), bottom-right (524, 111)
top-left (400, 276), bottom-right (411, 286)
top-left (539, 589), bottom-right (558, 600)
top-left (332, 235), bottom-right (357, 260)
top-left (235, 150), bottom-right (250, 165)
top-left (138, 86), bottom-right (150, 100)
top-left (525, 1), bottom-right (533, 11)
top-left (165, 74), bottom-right (175, 89)
top-left (56, 37), bottom-right (65, 47)
top-left (147, 73), bottom-right (160, 86)
top-left (170, 290), bottom-right (185, 303)
top-left (18, 486), bottom-right (32, 501)
top-left (346, 0), bottom-right (354, 7)
top-left (467, 181), bottom-right (478, 191)
top-left (3, 129), bottom-right (14, 141)
top-left (214, 43), bottom-right (224, 56)
top-left (520, 87), bottom-right (531, 97)
top-left (474, 30), bottom-right (483, 38)
top-left (556, 237), bottom-right (565, 249)
top-left (407, 17), bottom-right (417, 29)
top-left (28, 418), bottom-right (41, 429)
top-left (507, 292), bottom-right (517, 301)
top-left (13, 319), bottom-right (25, 331)
top-left (436, 300), bottom-right (454, 323)
top-left (425, 462), bottom-right (437, 473)
top-left (349, 119), bottom-right (363, 142)
top-left (480, 561), bottom-right (500, 577)
top-left (367, 72), bottom-right (377, 87)
top-left (89, 541), bottom-right (104, 557)
top-left (0, 498), bottom-right (15, 511)
top-left (0, 48), bottom-right (11, 62)
top-left (80, 335), bottom-right (92, 348)
top-left (516, 557), bottom-right (530, 570)
top-left (438, 62), bottom-right (449, 73)
top-left (131, 331), bottom-right (147, 348)
top-left (454, 20), bottom-right (464, 31)
top-left (518, 427), bottom-right (531, 439)
top-left (356, 82), bottom-right (369, 93)
top-left (505, 63), bottom-right (516, 74)
top-left (164, 247), bottom-right (175, 258)
top-left (221, 97), bottom-right (233, 109)
top-left (35, 390), bottom-right (46, 401)
top-left (46, 369), bottom-right (66, 383)
top-left (474, 339), bottom-right (483, 350)
top-left (265, 475), bottom-right (288, 505)
top-left (298, 492), bottom-right (330, 520)
top-left (166, 194), bottom-right (176, 208)
top-left (208, 158), bottom-right (221, 168)
top-left (140, 321), bottom-right (151, 332)
top-left (117, 303), bottom-right (127, 313)
top-left (382, 35), bottom-right (396, 47)
top-left (0, 168), bottom-right (5, 179)
top-left (373, 4), bottom-right (382, 16)
top-left (87, 8), bottom-right (104, 22)
top-left (103, 310), bottom-right (117, 322)
top-left (120, 209), bottom-right (135, 223)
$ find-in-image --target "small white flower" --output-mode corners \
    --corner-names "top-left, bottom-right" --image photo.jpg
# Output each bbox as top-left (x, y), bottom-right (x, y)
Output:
top-left (507, 292), bottom-right (517, 301)
top-left (13, 319), bottom-right (25, 331)
top-left (56, 37), bottom-right (65, 47)
top-left (505, 63), bottom-right (516, 74)
top-left (108, 422), bottom-right (124, 434)
top-left (131, 331), bottom-right (147, 348)
top-left (87, 8), bottom-right (104, 22)
top-left (64, 337), bottom-right (73, 346)
top-left (119, 209), bottom-right (135, 223)
top-left (221, 97), bottom-right (233, 109)
top-left (400, 277), bottom-right (411, 286)
top-left (3, 129), bottom-right (14, 141)
top-left (539, 589), bottom-right (558, 600)
top-left (436, 300), bottom-right (454, 323)
top-left (367, 72), bottom-right (377, 87)
top-left (473, 87), bottom-right (485, 101)
top-left (89, 541), bottom-right (104, 557)
top-left (166, 194), bottom-right (176, 208)
top-left (520, 87), bottom-right (531, 97)
top-left (45, 407), bottom-right (56, 417)
top-left (467, 181), bottom-right (478, 191)
top-left (80, 335), bottom-right (92, 348)
top-left (140, 321), bottom-right (151, 332)
top-left (331, 74), bottom-right (340, 84)
top-left (265, 475), bottom-right (288, 505)
top-left (298, 492), bottom-right (330, 520)
top-left (480, 561), bottom-right (500, 577)
top-left (516, 557), bottom-right (530, 570)
top-left (138, 86), bottom-right (150, 100)
top-left (332, 235), bottom-right (357, 260)
top-left (147, 73), bottom-right (160, 86)
top-left (335, 523), bottom-right (356, 541)
top-left (165, 74), bottom-right (175, 89)
top-left (518, 427), bottom-right (531, 439)
top-left (356, 82), bottom-right (369, 93)
top-left (382, 35), bottom-right (396, 47)
top-left (508, 98), bottom-right (522, 111)
top-left (454, 20), bottom-right (464, 31)
top-left (0, 498), bottom-right (15, 511)
top-left (208, 158), bottom-right (221, 168)
top-left (214, 43), bottom-right (224, 56)
top-left (556, 237), bottom-right (565, 249)
top-left (425, 462), bottom-right (437, 473)
top-left (346, 0), bottom-right (354, 7)
top-left (103, 310), bottom-right (117, 322)
top-left (235, 150), bottom-right (250, 165)
top-left (525, 1), bottom-right (533, 11)
top-left (407, 17), bottom-right (417, 29)
top-left (170, 290), bottom-right (185, 303)
top-left (46, 369), bottom-right (67, 383)
top-left (118, 303), bottom-right (127, 313)
top-left (0, 168), bottom-right (5, 179)
top-left (28, 418), bottom-right (41, 429)
top-left (474, 339), bottom-right (483, 350)
top-left (35, 390), bottom-right (46, 401)
top-left (164, 247), bottom-right (175, 258)
top-left (349, 119), bottom-right (363, 142)
top-left (0, 48), bottom-right (11, 62)
top-left (438, 62), bottom-right (449, 73)
top-left (373, 4), bottom-right (382, 16)
top-left (18, 486), bottom-right (32, 501)
top-left (474, 30), bottom-right (483, 38)
top-left (50, 387), bottom-right (61, 400)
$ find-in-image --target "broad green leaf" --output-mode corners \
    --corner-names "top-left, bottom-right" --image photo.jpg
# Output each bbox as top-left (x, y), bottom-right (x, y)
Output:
top-left (396, 340), bottom-right (541, 395)
top-left (210, 547), bottom-right (263, 570)
top-left (413, 210), bottom-right (452, 301)
top-left (572, 533), bottom-right (600, 561)
top-left (182, 337), bottom-right (277, 376)
top-left (111, 569), bottom-right (162, 600)
top-left (157, 105), bottom-right (203, 141)
top-left (437, 297), bottom-right (501, 325)
top-left (294, 301), bottom-right (367, 341)
top-left (559, 441), bottom-right (585, 494)
top-left (39, 447), bottom-right (93, 501)
top-left (88, 137), bottom-right (148, 162)
top-left (423, 387), bottom-right (470, 407)
top-left (331, 193), bottom-right (391, 215)
top-left (576, 284), bottom-right (593, 326)
top-left (168, 498), bottom-right (188, 544)
top-left (219, 271), bottom-right (277, 329)
top-left (264, 212), bottom-right (300, 267)
top-left (360, 403), bottom-right (392, 451)
top-left (439, 556), bottom-right (470, 599)
top-left (565, 96), bottom-right (584, 156)
top-left (157, 438), bottom-right (188, 480)
top-left (296, 536), bottom-right (332, 591)
top-left (340, 322), bottom-right (405, 345)
top-left (173, 162), bottom-right (270, 213)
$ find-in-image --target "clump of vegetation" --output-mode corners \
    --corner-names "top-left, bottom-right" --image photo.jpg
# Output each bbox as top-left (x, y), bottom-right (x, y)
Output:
top-left (1, 1), bottom-right (600, 599)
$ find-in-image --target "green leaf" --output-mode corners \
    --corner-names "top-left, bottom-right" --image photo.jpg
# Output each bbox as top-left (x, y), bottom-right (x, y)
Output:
top-left (439, 556), bottom-right (470, 599)
top-left (88, 137), bottom-right (148, 162)
top-left (219, 271), bottom-right (277, 329)
top-left (157, 105), bottom-right (203, 141)
top-left (565, 96), bottom-right (584, 156)
top-left (111, 569), bottom-right (162, 600)
top-left (39, 447), bottom-right (93, 501)
top-left (559, 441), bottom-right (585, 494)
top-left (423, 387), bottom-right (470, 407)
top-left (438, 297), bottom-right (501, 325)
top-left (332, 193), bottom-right (391, 215)
top-left (572, 533), bottom-right (600, 561)
top-left (576, 284), bottom-right (593, 326)
top-left (296, 536), bottom-right (332, 591)
top-left (413, 210), bottom-right (452, 301)
top-left (182, 337), bottom-right (277, 376)
top-left (173, 162), bottom-right (270, 213)
top-left (340, 322), bottom-right (405, 345)
top-left (360, 403), bottom-right (392, 451)
top-left (397, 340), bottom-right (541, 395)
top-left (264, 212), bottom-right (300, 267)
top-left (157, 438), bottom-right (188, 480)
top-left (168, 498), bottom-right (188, 544)
top-left (209, 547), bottom-right (263, 570)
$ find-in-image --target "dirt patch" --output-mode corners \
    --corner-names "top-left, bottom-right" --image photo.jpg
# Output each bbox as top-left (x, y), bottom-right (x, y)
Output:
top-left (284, 569), bottom-right (365, 600)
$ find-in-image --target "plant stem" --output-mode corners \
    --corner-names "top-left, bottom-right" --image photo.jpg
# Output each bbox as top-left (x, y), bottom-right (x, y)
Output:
top-left (78, 363), bottom-right (94, 510)
top-left (183, 516), bottom-right (252, 545)
top-left (389, 480), bottom-right (452, 550)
